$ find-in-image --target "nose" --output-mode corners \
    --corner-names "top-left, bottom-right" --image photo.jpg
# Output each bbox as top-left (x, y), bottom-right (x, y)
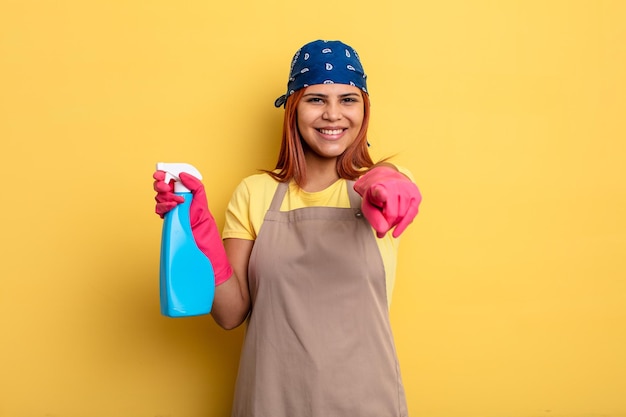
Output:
top-left (322, 102), bottom-right (342, 121)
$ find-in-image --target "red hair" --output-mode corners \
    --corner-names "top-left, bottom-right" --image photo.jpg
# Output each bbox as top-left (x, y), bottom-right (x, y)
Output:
top-left (265, 88), bottom-right (374, 186)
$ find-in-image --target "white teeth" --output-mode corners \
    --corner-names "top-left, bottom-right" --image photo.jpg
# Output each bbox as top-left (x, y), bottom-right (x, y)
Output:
top-left (319, 129), bottom-right (343, 135)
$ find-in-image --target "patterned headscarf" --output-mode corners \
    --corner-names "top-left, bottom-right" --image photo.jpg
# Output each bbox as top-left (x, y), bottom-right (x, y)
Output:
top-left (274, 40), bottom-right (368, 108)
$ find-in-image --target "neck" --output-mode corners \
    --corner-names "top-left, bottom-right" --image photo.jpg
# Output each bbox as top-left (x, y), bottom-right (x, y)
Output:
top-left (301, 154), bottom-right (340, 192)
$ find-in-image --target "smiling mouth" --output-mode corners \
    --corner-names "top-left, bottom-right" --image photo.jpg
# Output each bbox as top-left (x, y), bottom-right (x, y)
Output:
top-left (318, 128), bottom-right (345, 135)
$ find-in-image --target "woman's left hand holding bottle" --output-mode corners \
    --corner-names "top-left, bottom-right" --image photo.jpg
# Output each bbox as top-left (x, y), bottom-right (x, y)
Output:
top-left (153, 170), bottom-right (233, 286)
top-left (154, 170), bottom-right (185, 216)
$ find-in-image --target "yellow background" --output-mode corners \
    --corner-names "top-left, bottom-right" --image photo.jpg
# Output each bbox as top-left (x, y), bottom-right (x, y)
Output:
top-left (1, 0), bottom-right (625, 416)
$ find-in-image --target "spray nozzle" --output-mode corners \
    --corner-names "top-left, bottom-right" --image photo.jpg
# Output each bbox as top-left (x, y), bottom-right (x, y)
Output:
top-left (156, 162), bottom-right (203, 193)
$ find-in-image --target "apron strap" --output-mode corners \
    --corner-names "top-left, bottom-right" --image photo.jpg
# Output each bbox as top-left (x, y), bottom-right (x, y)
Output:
top-left (346, 180), bottom-right (362, 211)
top-left (269, 181), bottom-right (289, 212)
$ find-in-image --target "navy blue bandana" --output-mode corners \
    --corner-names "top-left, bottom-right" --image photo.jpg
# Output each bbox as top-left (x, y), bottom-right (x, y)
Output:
top-left (274, 40), bottom-right (368, 108)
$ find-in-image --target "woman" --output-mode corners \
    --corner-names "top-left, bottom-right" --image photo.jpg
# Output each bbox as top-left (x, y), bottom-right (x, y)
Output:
top-left (154, 39), bottom-right (421, 417)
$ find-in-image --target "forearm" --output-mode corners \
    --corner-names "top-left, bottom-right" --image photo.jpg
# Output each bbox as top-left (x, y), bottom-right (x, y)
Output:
top-left (211, 276), bottom-right (250, 330)
top-left (210, 238), bottom-right (253, 330)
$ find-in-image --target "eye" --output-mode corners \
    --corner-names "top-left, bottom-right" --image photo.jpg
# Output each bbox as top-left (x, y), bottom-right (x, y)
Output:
top-left (306, 97), bottom-right (324, 104)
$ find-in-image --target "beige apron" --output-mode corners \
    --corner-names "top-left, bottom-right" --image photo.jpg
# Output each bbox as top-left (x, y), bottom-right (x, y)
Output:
top-left (231, 180), bottom-right (407, 417)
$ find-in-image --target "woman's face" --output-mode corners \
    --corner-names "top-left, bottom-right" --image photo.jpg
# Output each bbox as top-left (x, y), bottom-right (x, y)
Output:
top-left (296, 83), bottom-right (365, 161)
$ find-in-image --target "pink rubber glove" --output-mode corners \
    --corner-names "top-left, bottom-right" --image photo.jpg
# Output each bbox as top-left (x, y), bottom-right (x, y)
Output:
top-left (354, 166), bottom-right (422, 238)
top-left (153, 171), bottom-right (233, 286)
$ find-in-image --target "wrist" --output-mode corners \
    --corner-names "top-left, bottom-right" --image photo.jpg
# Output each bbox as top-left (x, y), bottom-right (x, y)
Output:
top-left (214, 265), bottom-right (234, 286)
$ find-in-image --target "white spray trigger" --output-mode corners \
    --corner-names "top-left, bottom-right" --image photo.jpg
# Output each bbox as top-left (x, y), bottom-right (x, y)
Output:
top-left (156, 162), bottom-right (203, 193)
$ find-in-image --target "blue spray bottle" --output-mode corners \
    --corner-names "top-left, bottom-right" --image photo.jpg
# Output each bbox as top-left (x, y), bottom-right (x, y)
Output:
top-left (157, 162), bottom-right (215, 317)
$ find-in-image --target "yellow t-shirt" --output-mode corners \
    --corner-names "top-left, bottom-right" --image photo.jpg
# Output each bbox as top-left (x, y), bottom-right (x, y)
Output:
top-left (222, 172), bottom-right (405, 307)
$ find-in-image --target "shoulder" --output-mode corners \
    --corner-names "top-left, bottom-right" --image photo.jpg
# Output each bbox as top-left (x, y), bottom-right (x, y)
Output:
top-left (224, 173), bottom-right (280, 240)
top-left (395, 165), bottom-right (415, 181)
top-left (234, 172), bottom-right (280, 197)
top-left (228, 172), bottom-right (281, 210)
